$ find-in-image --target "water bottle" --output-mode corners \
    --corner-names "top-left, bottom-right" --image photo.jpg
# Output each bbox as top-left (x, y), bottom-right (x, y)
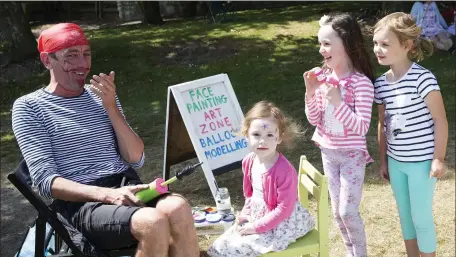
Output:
top-left (215, 188), bottom-right (232, 214)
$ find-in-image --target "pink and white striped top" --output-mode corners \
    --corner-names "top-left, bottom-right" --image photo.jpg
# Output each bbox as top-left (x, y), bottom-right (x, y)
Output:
top-left (305, 72), bottom-right (374, 162)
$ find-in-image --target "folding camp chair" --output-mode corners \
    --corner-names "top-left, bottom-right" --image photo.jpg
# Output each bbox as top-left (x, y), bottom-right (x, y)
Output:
top-left (7, 157), bottom-right (137, 257)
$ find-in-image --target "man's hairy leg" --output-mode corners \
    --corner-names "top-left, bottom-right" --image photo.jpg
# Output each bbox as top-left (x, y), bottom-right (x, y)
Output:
top-left (156, 194), bottom-right (199, 257)
top-left (130, 207), bottom-right (170, 257)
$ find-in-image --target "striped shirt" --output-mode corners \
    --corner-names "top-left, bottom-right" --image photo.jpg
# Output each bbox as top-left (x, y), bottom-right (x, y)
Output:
top-left (12, 87), bottom-right (144, 198)
top-left (305, 72), bottom-right (374, 161)
top-left (374, 63), bottom-right (439, 162)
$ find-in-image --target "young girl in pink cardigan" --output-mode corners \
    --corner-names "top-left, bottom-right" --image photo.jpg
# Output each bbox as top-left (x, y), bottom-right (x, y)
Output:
top-left (304, 13), bottom-right (375, 257)
top-left (208, 101), bottom-right (315, 257)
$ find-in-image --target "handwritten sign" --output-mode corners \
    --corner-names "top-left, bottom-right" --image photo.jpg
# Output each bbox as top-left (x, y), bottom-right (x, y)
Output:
top-left (163, 74), bottom-right (249, 199)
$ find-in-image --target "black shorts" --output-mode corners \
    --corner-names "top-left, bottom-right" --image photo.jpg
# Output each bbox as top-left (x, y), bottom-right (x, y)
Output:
top-left (52, 168), bottom-right (170, 251)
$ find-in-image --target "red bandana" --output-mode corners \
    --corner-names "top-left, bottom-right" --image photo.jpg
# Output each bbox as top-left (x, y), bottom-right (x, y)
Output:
top-left (37, 23), bottom-right (89, 53)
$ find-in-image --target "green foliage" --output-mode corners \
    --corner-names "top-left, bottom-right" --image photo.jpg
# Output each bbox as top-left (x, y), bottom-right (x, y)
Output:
top-left (0, 40), bottom-right (12, 54)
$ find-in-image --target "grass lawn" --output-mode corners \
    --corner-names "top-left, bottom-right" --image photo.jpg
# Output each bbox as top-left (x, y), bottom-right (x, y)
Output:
top-left (1, 2), bottom-right (454, 257)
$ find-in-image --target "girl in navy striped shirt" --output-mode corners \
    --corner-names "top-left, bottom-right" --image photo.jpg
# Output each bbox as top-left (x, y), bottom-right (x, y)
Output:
top-left (373, 12), bottom-right (448, 257)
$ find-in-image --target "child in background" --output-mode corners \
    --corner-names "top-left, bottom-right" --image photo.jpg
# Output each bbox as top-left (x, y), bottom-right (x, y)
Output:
top-left (304, 13), bottom-right (375, 257)
top-left (410, 1), bottom-right (453, 51)
top-left (373, 12), bottom-right (448, 257)
top-left (208, 101), bottom-right (315, 257)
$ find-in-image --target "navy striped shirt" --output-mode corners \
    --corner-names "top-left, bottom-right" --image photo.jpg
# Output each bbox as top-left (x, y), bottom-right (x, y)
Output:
top-left (374, 63), bottom-right (439, 162)
top-left (12, 86), bottom-right (144, 198)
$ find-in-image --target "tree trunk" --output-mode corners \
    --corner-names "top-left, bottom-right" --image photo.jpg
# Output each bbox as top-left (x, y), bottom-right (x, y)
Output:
top-left (0, 2), bottom-right (38, 68)
top-left (141, 1), bottom-right (163, 25)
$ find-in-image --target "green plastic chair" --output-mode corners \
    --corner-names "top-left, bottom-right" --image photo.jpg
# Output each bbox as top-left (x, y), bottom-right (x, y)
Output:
top-left (262, 155), bottom-right (329, 257)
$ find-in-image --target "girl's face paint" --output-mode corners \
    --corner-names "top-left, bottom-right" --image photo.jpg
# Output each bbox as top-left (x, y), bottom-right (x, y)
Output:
top-left (246, 117), bottom-right (282, 161)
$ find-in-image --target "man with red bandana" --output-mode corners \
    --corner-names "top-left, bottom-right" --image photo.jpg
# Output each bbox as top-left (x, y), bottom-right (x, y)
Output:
top-left (12, 23), bottom-right (199, 257)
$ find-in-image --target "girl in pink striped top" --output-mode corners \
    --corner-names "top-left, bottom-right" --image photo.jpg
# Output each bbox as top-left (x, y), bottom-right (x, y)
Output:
top-left (304, 13), bottom-right (375, 257)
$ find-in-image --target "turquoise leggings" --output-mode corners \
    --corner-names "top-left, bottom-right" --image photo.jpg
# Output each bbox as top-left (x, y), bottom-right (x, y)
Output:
top-left (388, 157), bottom-right (437, 253)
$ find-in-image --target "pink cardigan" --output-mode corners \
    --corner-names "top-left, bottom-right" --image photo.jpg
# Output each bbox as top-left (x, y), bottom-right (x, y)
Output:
top-left (240, 152), bottom-right (298, 233)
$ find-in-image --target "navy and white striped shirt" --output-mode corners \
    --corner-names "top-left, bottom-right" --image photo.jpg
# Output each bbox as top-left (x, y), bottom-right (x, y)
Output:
top-left (12, 86), bottom-right (144, 198)
top-left (374, 63), bottom-right (439, 162)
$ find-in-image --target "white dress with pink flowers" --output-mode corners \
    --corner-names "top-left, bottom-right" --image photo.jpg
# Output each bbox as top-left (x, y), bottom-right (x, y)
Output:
top-left (207, 166), bottom-right (315, 257)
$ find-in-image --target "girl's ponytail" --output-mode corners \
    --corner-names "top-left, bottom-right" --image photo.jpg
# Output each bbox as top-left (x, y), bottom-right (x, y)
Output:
top-left (411, 35), bottom-right (434, 62)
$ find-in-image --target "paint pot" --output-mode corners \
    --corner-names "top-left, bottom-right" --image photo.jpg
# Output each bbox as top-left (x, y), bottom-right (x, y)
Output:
top-left (193, 211), bottom-right (206, 223)
top-left (222, 213), bottom-right (235, 222)
top-left (206, 213), bottom-right (222, 223)
top-left (205, 207), bottom-right (217, 214)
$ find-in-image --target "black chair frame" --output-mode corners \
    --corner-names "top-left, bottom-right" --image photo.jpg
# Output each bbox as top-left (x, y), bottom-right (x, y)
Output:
top-left (7, 158), bottom-right (137, 257)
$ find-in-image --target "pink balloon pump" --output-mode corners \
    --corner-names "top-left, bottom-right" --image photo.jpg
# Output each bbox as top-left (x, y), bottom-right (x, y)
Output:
top-left (136, 162), bottom-right (203, 203)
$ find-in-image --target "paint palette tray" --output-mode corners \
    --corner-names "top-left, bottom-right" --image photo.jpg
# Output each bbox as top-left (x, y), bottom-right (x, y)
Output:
top-left (192, 206), bottom-right (236, 235)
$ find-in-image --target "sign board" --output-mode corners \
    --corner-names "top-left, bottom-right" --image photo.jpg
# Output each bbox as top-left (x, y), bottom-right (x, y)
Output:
top-left (162, 74), bottom-right (250, 199)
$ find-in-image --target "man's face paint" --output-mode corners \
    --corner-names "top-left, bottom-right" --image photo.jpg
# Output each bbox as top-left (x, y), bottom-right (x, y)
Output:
top-left (50, 45), bottom-right (91, 90)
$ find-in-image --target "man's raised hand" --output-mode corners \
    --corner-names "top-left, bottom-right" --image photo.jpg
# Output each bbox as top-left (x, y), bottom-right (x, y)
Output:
top-left (89, 71), bottom-right (117, 110)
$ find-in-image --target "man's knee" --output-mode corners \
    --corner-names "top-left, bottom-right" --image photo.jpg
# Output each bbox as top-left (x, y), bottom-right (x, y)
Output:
top-left (130, 207), bottom-right (170, 240)
top-left (156, 194), bottom-right (192, 219)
